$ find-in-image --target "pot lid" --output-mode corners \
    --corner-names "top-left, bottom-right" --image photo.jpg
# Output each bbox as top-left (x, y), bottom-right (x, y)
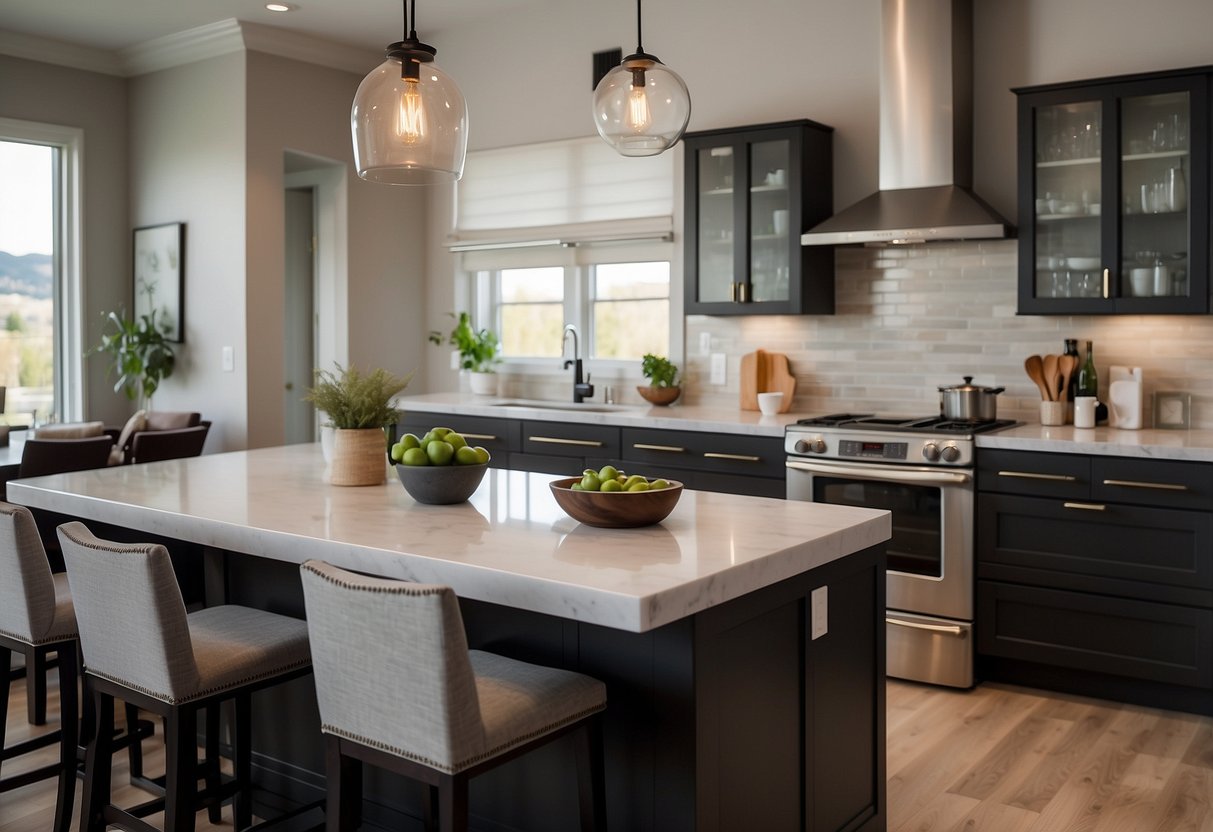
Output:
top-left (939, 376), bottom-right (1005, 394)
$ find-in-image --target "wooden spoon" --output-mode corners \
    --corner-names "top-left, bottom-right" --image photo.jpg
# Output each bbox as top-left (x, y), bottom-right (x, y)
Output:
top-left (1043, 354), bottom-right (1060, 402)
top-left (1058, 354), bottom-right (1077, 402)
top-left (1024, 355), bottom-right (1052, 401)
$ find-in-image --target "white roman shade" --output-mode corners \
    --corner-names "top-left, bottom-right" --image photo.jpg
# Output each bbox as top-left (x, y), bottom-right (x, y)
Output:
top-left (450, 136), bottom-right (674, 268)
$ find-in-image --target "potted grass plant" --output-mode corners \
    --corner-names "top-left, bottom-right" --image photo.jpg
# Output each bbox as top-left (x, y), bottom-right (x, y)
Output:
top-left (304, 364), bottom-right (413, 485)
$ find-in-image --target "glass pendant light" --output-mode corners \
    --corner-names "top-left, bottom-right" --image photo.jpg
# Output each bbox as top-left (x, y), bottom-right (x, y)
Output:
top-left (591, 0), bottom-right (691, 157)
top-left (351, 0), bottom-right (468, 184)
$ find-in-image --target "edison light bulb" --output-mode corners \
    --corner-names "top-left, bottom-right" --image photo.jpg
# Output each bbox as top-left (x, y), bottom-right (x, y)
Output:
top-left (397, 77), bottom-right (426, 144)
top-left (626, 69), bottom-right (651, 133)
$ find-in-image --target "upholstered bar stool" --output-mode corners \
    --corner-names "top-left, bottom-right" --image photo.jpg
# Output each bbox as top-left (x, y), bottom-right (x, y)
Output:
top-left (0, 502), bottom-right (79, 832)
top-left (299, 560), bottom-right (608, 832)
top-left (59, 521), bottom-right (314, 832)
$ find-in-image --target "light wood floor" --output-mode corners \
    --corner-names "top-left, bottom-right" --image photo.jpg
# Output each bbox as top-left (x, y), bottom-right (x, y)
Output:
top-left (3, 670), bottom-right (1213, 830)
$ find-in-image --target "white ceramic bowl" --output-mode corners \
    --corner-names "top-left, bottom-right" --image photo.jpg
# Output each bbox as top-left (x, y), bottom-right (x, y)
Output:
top-left (757, 391), bottom-right (784, 415)
top-left (1067, 257), bottom-right (1101, 270)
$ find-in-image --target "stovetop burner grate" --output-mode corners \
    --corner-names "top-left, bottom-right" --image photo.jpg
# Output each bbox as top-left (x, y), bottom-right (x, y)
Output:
top-left (793, 414), bottom-right (1017, 435)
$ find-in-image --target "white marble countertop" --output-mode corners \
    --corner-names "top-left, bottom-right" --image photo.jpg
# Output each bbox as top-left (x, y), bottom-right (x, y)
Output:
top-left (978, 423), bottom-right (1213, 462)
top-left (7, 444), bottom-right (890, 633)
top-left (395, 392), bottom-right (809, 437)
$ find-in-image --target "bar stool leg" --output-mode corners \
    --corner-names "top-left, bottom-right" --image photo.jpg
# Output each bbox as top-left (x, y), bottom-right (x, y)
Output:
top-left (574, 716), bottom-right (607, 831)
top-left (437, 774), bottom-right (468, 832)
top-left (125, 703), bottom-right (146, 781)
top-left (204, 702), bottom-right (222, 824)
top-left (51, 648), bottom-right (78, 832)
top-left (164, 704), bottom-right (199, 832)
top-left (27, 646), bottom-right (47, 725)
top-left (234, 691), bottom-right (253, 830)
top-left (324, 736), bottom-right (363, 832)
top-left (0, 645), bottom-right (10, 776)
top-left (80, 683), bottom-right (115, 832)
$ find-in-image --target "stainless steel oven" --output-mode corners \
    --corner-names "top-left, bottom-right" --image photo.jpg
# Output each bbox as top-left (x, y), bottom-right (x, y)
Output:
top-left (785, 415), bottom-right (1013, 688)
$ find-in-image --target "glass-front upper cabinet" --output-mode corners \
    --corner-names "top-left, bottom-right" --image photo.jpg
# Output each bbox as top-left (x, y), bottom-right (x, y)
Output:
top-left (684, 120), bottom-right (835, 316)
top-left (1016, 70), bottom-right (1208, 315)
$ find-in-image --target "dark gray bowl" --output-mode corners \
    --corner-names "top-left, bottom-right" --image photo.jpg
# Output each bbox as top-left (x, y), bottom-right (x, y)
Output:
top-left (394, 462), bottom-right (488, 505)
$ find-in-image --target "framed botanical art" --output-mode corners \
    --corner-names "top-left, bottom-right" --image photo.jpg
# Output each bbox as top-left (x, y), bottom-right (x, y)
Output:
top-left (133, 222), bottom-right (184, 343)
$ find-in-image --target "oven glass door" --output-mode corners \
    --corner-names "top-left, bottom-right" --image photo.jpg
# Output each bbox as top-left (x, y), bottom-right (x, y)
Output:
top-left (812, 476), bottom-right (942, 578)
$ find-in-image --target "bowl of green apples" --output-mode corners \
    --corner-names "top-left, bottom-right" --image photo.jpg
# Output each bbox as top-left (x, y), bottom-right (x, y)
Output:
top-left (549, 465), bottom-right (683, 528)
top-left (391, 427), bottom-right (491, 505)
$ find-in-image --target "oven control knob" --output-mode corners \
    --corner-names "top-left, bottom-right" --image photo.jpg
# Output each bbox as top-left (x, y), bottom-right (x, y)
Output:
top-left (796, 437), bottom-right (827, 454)
top-left (922, 443), bottom-right (940, 462)
top-left (941, 444), bottom-right (962, 463)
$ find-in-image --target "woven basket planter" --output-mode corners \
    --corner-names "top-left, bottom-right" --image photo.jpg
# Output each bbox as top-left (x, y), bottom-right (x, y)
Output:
top-left (329, 427), bottom-right (387, 486)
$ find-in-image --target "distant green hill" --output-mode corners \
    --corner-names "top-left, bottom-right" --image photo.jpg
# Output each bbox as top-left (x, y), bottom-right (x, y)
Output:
top-left (0, 251), bottom-right (52, 299)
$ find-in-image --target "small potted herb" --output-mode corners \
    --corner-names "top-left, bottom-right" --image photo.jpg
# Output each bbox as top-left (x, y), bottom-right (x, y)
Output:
top-left (429, 312), bottom-right (500, 395)
top-left (638, 353), bottom-right (681, 406)
top-left (304, 364), bottom-right (413, 485)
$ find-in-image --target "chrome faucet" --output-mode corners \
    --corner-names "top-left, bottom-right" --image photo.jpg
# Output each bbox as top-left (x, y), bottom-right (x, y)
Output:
top-left (561, 324), bottom-right (594, 403)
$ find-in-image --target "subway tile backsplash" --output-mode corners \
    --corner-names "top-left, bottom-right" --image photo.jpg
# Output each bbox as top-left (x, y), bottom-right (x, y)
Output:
top-left (684, 240), bottom-right (1213, 429)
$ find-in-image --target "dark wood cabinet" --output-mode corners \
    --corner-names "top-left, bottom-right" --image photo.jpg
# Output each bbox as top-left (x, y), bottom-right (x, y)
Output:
top-left (683, 120), bottom-right (835, 315)
top-left (1014, 67), bottom-right (1210, 315)
top-left (976, 447), bottom-right (1213, 713)
top-left (398, 411), bottom-right (787, 497)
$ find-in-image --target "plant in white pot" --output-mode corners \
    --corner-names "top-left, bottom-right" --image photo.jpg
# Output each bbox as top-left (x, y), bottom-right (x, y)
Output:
top-left (304, 364), bottom-right (413, 486)
top-left (429, 312), bottom-right (501, 395)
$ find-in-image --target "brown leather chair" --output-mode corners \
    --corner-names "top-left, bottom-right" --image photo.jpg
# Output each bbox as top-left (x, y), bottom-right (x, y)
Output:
top-left (18, 436), bottom-right (114, 479)
top-left (127, 421), bottom-right (210, 465)
top-left (111, 411), bottom-right (204, 465)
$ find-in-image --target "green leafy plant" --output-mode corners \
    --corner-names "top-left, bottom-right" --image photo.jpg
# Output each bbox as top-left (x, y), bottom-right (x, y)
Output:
top-left (304, 364), bottom-right (414, 430)
top-left (429, 312), bottom-right (500, 373)
top-left (93, 309), bottom-right (176, 407)
top-left (641, 353), bottom-right (679, 388)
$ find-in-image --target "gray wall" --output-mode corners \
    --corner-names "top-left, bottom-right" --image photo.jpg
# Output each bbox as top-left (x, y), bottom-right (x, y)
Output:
top-left (0, 54), bottom-right (129, 426)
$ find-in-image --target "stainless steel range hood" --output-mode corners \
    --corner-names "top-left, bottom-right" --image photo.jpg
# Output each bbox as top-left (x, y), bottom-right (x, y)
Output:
top-left (802, 0), bottom-right (1011, 246)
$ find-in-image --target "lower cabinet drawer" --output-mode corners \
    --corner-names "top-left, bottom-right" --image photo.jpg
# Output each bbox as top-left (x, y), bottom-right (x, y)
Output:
top-left (521, 421), bottom-right (620, 459)
top-left (621, 428), bottom-right (784, 479)
top-left (977, 580), bottom-right (1213, 689)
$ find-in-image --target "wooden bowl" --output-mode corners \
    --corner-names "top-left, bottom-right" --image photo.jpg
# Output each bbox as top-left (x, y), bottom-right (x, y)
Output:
top-left (549, 477), bottom-right (683, 528)
top-left (395, 462), bottom-right (488, 505)
top-left (637, 385), bottom-right (681, 406)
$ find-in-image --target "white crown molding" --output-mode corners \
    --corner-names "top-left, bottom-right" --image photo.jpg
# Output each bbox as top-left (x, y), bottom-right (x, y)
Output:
top-left (238, 21), bottom-right (380, 75)
top-left (0, 28), bottom-right (124, 76)
top-left (118, 19), bottom-right (246, 77)
top-left (0, 19), bottom-right (378, 79)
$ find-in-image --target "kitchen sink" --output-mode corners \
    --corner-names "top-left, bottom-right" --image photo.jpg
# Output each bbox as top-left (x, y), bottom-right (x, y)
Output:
top-left (493, 400), bottom-right (634, 413)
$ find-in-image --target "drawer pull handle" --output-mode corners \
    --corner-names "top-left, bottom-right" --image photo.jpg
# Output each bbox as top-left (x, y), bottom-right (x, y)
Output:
top-left (704, 452), bottom-right (761, 463)
top-left (997, 470), bottom-right (1078, 482)
top-left (1101, 478), bottom-right (1189, 492)
top-left (459, 433), bottom-right (498, 441)
top-left (1063, 501), bottom-right (1107, 512)
top-left (633, 443), bottom-right (687, 453)
top-left (886, 617), bottom-right (965, 637)
top-left (529, 436), bottom-right (605, 448)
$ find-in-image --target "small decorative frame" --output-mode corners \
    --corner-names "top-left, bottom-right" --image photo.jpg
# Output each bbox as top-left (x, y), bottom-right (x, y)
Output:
top-left (1153, 391), bottom-right (1191, 429)
top-left (133, 222), bottom-right (184, 343)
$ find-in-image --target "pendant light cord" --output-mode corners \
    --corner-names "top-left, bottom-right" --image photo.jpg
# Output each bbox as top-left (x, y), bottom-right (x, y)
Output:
top-left (635, 0), bottom-right (644, 53)
top-left (402, 0), bottom-right (418, 40)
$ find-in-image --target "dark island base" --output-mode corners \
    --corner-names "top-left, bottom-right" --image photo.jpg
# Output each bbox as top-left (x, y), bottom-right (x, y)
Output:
top-left (37, 504), bottom-right (885, 832)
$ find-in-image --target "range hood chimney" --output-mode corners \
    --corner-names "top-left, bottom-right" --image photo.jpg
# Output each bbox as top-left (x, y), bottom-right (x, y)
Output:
top-left (802, 0), bottom-right (1011, 246)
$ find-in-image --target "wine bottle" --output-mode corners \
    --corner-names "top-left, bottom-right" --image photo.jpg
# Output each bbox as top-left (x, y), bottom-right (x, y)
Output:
top-left (1063, 339), bottom-right (1079, 403)
top-left (1076, 340), bottom-right (1097, 398)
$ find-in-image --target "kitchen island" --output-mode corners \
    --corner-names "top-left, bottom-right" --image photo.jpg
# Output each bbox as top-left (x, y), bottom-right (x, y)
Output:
top-left (9, 445), bottom-right (890, 832)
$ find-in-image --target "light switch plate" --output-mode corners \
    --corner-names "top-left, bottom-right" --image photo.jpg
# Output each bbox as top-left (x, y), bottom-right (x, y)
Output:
top-left (699, 332), bottom-right (712, 354)
top-left (811, 586), bottom-right (828, 640)
top-left (221, 346), bottom-right (234, 372)
top-left (709, 353), bottom-right (726, 385)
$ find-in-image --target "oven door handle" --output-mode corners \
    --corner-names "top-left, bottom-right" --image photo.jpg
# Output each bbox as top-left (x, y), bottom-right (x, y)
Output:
top-left (886, 617), bottom-right (966, 637)
top-left (785, 460), bottom-right (972, 485)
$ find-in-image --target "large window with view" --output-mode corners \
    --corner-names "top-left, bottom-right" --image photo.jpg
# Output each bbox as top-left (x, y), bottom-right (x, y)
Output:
top-left (591, 261), bottom-right (669, 360)
top-left (0, 140), bottom-right (56, 424)
top-left (498, 266), bottom-right (565, 358)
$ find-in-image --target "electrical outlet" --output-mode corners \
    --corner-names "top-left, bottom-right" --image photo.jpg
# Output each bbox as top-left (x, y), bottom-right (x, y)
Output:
top-left (221, 346), bottom-right (234, 372)
top-left (811, 586), bottom-right (828, 640)
top-left (709, 353), bottom-right (726, 385)
top-left (699, 332), bottom-right (712, 354)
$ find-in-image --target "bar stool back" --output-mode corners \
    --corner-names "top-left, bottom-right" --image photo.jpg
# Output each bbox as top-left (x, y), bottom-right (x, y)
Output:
top-left (0, 502), bottom-right (79, 832)
top-left (59, 521), bottom-right (314, 832)
top-left (300, 559), bottom-right (608, 832)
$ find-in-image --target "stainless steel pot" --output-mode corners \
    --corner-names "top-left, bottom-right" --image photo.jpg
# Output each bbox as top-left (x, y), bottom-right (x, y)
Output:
top-left (938, 376), bottom-right (1005, 421)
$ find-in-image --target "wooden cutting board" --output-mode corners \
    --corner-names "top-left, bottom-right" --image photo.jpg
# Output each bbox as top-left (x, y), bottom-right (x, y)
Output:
top-left (739, 349), bottom-right (796, 412)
